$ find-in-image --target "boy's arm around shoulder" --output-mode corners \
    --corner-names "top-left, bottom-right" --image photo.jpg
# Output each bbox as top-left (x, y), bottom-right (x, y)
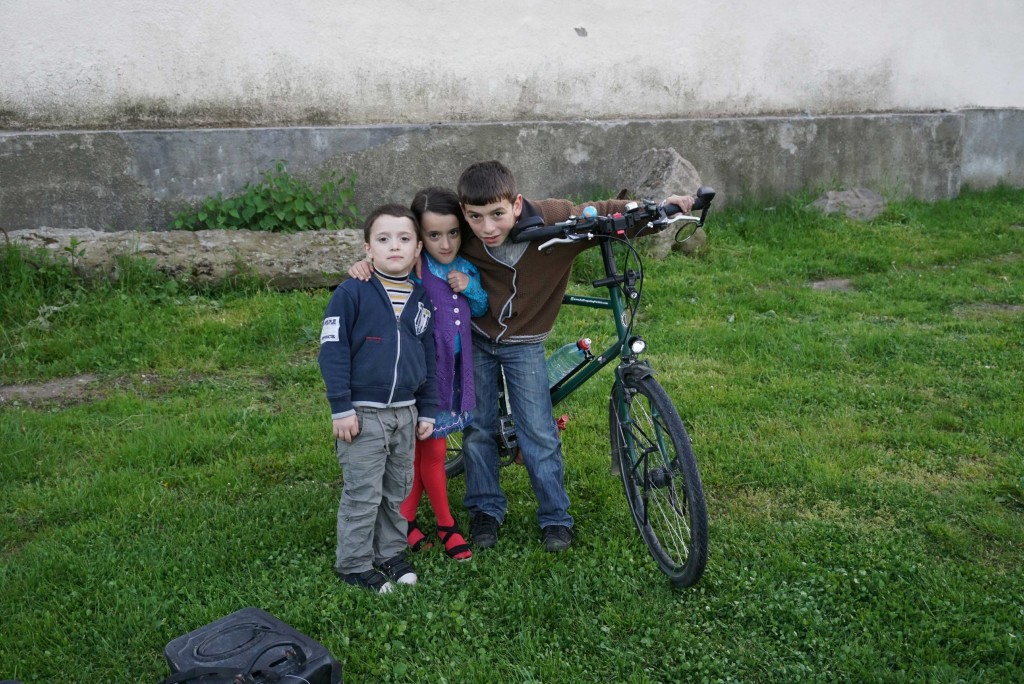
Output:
top-left (531, 197), bottom-right (638, 224)
top-left (533, 194), bottom-right (695, 224)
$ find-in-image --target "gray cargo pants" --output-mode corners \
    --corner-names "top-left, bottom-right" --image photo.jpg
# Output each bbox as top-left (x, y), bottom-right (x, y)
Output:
top-left (334, 405), bottom-right (417, 575)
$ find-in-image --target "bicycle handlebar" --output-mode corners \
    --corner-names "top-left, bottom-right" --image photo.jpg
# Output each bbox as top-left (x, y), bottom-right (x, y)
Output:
top-left (512, 186), bottom-right (716, 246)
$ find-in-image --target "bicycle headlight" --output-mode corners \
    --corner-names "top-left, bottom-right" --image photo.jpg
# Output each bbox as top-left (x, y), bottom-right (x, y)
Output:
top-left (628, 336), bottom-right (647, 355)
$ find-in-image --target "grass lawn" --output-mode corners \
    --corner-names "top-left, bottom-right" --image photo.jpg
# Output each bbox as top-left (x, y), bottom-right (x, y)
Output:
top-left (2, 187), bottom-right (1023, 682)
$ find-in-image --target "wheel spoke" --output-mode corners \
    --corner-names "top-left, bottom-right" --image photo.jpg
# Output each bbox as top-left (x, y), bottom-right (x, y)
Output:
top-left (444, 430), bottom-right (464, 477)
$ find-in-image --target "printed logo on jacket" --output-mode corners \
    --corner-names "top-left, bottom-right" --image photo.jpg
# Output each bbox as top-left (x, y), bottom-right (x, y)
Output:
top-left (414, 302), bottom-right (431, 336)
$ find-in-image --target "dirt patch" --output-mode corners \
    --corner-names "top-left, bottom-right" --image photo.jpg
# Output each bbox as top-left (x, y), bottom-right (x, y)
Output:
top-left (810, 278), bottom-right (855, 292)
top-left (953, 303), bottom-right (1024, 318)
top-left (0, 373), bottom-right (102, 407)
top-left (0, 371), bottom-right (271, 409)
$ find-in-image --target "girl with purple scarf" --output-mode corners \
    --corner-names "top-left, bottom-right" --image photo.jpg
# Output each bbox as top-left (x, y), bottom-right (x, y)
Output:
top-left (403, 188), bottom-right (487, 560)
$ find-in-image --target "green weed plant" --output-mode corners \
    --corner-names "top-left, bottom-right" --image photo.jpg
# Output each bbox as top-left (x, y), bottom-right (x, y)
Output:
top-left (171, 161), bottom-right (361, 233)
top-left (2, 188), bottom-right (1022, 682)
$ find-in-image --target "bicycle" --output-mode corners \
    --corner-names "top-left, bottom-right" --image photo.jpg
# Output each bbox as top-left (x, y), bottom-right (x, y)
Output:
top-left (445, 188), bottom-right (715, 588)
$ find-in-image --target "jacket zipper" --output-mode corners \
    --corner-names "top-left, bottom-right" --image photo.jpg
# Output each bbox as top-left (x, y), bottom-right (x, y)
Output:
top-left (387, 312), bottom-right (400, 405)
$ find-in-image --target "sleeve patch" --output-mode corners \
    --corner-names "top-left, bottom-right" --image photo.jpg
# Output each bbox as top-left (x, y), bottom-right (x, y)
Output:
top-left (320, 316), bottom-right (340, 344)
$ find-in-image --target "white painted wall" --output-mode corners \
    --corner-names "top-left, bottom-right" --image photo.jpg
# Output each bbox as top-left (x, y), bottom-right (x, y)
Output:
top-left (2, 0), bottom-right (1022, 127)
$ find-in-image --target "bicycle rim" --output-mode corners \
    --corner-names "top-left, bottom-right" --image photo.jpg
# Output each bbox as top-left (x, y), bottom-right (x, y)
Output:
top-left (610, 376), bottom-right (708, 587)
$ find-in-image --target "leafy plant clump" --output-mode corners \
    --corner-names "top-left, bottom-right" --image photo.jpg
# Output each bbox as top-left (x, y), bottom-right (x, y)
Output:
top-left (171, 161), bottom-right (361, 233)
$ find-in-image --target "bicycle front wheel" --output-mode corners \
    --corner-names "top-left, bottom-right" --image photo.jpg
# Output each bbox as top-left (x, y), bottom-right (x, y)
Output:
top-left (610, 375), bottom-right (708, 588)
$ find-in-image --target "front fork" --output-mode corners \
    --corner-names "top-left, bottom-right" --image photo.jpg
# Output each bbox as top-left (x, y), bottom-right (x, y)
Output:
top-left (610, 351), bottom-right (655, 472)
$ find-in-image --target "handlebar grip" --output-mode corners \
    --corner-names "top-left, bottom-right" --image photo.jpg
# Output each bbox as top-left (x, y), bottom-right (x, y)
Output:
top-left (661, 186), bottom-right (715, 217)
top-left (510, 224), bottom-right (566, 243)
top-left (692, 186), bottom-right (716, 212)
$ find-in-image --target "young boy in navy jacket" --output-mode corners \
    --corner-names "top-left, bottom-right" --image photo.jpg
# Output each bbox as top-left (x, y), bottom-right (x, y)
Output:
top-left (318, 204), bottom-right (438, 593)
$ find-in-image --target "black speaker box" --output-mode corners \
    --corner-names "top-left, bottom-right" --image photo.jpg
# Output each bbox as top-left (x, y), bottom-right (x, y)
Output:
top-left (163, 607), bottom-right (342, 684)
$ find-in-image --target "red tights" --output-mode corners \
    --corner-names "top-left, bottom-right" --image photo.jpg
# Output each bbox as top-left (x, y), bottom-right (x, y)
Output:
top-left (399, 437), bottom-right (455, 528)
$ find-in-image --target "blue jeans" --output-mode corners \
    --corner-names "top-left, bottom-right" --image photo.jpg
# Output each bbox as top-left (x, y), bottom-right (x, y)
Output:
top-left (463, 336), bottom-right (573, 530)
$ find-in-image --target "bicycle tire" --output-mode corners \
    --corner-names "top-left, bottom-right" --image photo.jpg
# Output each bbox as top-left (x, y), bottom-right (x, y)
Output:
top-left (610, 375), bottom-right (708, 588)
top-left (444, 431), bottom-right (465, 477)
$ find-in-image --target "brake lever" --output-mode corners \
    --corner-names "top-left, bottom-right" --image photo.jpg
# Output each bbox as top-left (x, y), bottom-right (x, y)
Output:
top-left (653, 213), bottom-right (700, 231)
top-left (538, 233), bottom-right (592, 251)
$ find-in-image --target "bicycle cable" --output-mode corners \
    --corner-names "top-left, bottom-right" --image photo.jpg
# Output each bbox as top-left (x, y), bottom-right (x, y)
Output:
top-left (606, 232), bottom-right (645, 340)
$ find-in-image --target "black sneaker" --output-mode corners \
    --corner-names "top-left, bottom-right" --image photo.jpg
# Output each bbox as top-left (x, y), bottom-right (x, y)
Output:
top-left (378, 553), bottom-right (417, 585)
top-left (337, 568), bottom-right (395, 594)
top-left (470, 512), bottom-right (500, 549)
top-left (542, 525), bottom-right (573, 552)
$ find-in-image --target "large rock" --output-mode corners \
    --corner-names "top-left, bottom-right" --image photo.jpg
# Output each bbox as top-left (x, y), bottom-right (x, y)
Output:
top-left (4, 227), bottom-right (364, 290)
top-left (617, 148), bottom-right (708, 259)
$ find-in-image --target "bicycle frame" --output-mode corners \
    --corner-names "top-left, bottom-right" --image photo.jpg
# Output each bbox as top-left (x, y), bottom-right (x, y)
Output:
top-left (548, 237), bottom-right (635, 407)
top-left (545, 192), bottom-right (714, 408)
top-left (473, 203), bottom-right (711, 463)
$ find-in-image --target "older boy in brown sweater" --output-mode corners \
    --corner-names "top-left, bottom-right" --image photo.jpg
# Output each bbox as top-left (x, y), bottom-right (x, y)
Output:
top-left (458, 160), bottom-right (695, 552)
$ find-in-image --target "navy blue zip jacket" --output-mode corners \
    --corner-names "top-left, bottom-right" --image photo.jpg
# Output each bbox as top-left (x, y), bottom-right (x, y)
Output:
top-left (318, 275), bottom-right (438, 421)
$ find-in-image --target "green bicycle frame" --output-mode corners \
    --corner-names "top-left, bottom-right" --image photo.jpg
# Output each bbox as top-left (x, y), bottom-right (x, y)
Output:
top-left (548, 238), bottom-right (636, 407)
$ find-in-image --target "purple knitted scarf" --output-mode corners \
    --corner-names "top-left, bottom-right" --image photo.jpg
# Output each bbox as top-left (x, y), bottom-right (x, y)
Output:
top-left (419, 255), bottom-right (476, 413)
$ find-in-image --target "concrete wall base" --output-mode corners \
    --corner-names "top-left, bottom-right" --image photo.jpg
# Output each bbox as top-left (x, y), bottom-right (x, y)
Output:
top-left (1, 109), bottom-right (1020, 233)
